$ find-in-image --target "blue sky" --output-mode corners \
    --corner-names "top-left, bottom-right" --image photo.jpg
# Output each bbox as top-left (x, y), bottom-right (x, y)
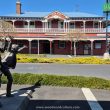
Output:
top-left (0, 0), bottom-right (105, 16)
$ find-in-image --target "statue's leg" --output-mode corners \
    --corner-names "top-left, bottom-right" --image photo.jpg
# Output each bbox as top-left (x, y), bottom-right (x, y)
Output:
top-left (1, 64), bottom-right (13, 97)
top-left (0, 102), bottom-right (2, 108)
top-left (5, 70), bottom-right (13, 97)
top-left (0, 75), bottom-right (2, 107)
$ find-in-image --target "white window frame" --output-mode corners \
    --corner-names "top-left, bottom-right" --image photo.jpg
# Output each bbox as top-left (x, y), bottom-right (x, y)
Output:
top-left (29, 21), bottom-right (35, 28)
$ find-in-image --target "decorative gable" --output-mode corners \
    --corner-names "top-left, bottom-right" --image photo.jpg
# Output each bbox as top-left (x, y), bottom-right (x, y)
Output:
top-left (45, 11), bottom-right (68, 20)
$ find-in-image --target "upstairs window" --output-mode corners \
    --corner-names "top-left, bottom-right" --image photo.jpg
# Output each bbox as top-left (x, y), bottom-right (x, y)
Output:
top-left (94, 22), bottom-right (98, 28)
top-left (60, 22), bottom-right (64, 28)
top-left (24, 22), bottom-right (28, 28)
top-left (24, 21), bottom-right (35, 28)
top-left (58, 22), bottom-right (64, 28)
top-left (30, 21), bottom-right (35, 28)
top-left (48, 22), bottom-right (51, 28)
top-left (80, 23), bottom-right (84, 28)
top-left (70, 23), bottom-right (75, 28)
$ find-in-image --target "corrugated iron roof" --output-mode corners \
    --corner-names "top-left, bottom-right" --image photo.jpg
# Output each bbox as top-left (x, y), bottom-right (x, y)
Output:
top-left (3, 11), bottom-right (103, 18)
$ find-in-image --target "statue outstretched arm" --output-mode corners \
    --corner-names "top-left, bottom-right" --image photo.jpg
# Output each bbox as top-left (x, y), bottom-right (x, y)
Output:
top-left (18, 45), bottom-right (27, 52)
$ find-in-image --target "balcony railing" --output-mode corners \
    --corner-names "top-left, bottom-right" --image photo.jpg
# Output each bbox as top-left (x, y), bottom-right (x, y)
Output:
top-left (0, 28), bottom-right (108, 34)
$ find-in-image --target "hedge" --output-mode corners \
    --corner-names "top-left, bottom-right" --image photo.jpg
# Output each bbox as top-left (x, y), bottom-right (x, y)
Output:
top-left (17, 57), bottom-right (110, 64)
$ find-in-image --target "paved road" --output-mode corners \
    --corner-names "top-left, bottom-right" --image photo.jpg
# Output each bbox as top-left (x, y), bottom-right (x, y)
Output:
top-left (11, 63), bottom-right (110, 80)
top-left (27, 86), bottom-right (110, 110)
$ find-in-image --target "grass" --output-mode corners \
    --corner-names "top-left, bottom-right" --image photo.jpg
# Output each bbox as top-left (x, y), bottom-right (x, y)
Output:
top-left (1, 73), bottom-right (110, 89)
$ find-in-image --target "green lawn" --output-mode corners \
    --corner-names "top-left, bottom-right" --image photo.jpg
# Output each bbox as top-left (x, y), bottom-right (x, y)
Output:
top-left (1, 73), bottom-right (110, 89)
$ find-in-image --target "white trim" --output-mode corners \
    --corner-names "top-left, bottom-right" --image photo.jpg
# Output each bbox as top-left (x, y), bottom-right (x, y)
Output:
top-left (99, 21), bottom-right (102, 29)
top-left (45, 11), bottom-right (69, 19)
top-left (82, 88), bottom-right (103, 110)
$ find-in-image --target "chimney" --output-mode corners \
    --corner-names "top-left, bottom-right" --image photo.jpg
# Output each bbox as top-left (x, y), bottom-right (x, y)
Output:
top-left (16, 0), bottom-right (21, 14)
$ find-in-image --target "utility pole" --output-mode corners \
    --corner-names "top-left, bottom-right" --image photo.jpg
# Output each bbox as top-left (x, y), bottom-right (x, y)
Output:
top-left (105, 0), bottom-right (109, 52)
top-left (103, 0), bottom-right (110, 59)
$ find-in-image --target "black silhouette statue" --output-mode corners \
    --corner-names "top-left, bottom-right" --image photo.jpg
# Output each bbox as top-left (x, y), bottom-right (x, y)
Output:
top-left (0, 55), bottom-right (2, 107)
top-left (0, 36), bottom-right (26, 99)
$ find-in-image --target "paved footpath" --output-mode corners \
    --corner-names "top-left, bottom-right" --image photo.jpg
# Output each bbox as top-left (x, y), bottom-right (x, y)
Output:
top-left (28, 86), bottom-right (110, 110)
top-left (0, 85), bottom-right (110, 110)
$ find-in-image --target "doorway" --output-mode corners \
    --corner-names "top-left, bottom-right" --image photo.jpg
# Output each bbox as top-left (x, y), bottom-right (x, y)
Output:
top-left (84, 43), bottom-right (91, 55)
top-left (42, 40), bottom-right (50, 54)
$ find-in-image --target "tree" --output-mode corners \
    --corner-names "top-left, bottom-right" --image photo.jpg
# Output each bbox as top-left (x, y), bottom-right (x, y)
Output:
top-left (0, 20), bottom-right (16, 54)
top-left (64, 29), bottom-right (87, 56)
top-left (0, 20), bottom-right (16, 40)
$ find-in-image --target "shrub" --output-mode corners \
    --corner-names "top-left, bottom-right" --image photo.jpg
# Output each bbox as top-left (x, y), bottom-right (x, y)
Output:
top-left (17, 55), bottom-right (110, 64)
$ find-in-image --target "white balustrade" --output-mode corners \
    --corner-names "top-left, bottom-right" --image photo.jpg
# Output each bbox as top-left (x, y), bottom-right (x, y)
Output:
top-left (0, 28), bottom-right (108, 33)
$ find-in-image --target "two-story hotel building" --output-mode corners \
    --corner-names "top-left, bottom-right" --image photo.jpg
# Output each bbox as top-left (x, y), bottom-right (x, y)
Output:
top-left (0, 0), bottom-right (109, 55)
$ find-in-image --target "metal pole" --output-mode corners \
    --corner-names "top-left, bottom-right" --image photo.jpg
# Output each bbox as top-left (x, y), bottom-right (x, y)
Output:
top-left (105, 0), bottom-right (109, 52)
top-left (91, 40), bottom-right (94, 55)
top-left (103, 0), bottom-right (110, 59)
top-left (38, 39), bottom-right (39, 55)
top-left (50, 40), bottom-right (52, 54)
top-left (29, 40), bottom-right (31, 54)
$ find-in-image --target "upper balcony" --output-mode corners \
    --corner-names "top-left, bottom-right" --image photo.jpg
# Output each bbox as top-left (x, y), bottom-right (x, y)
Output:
top-left (0, 28), bottom-right (109, 34)
top-left (14, 28), bottom-right (107, 34)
